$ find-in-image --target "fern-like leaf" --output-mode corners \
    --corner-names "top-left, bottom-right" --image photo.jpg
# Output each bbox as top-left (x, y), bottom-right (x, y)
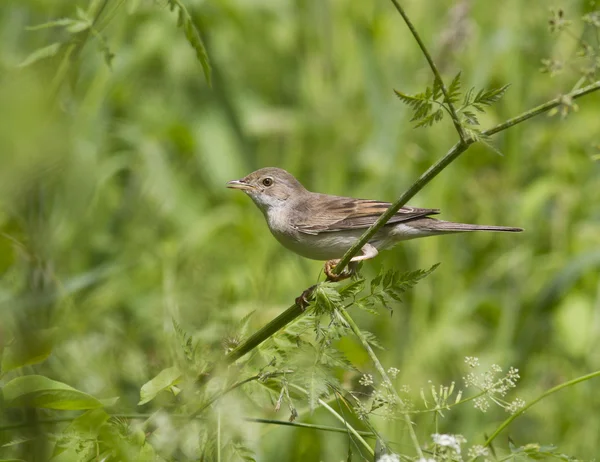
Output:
top-left (447, 72), bottom-right (462, 104)
top-left (474, 84), bottom-right (511, 106)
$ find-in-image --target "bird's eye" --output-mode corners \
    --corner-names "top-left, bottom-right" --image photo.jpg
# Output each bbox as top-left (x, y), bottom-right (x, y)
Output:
top-left (262, 177), bottom-right (273, 187)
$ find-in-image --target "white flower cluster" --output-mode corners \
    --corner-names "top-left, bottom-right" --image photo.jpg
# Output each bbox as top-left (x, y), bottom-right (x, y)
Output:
top-left (462, 360), bottom-right (524, 413)
top-left (432, 433), bottom-right (466, 455)
top-left (359, 373), bottom-right (374, 387)
top-left (376, 454), bottom-right (400, 462)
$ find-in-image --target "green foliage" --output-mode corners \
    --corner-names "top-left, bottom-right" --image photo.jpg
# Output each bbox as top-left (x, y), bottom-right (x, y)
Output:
top-left (2, 376), bottom-right (106, 410)
top-left (395, 72), bottom-right (510, 138)
top-left (167, 0), bottom-right (212, 85)
top-left (0, 0), bottom-right (599, 460)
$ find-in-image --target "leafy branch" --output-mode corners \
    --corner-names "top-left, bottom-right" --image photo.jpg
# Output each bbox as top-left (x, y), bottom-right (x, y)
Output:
top-left (394, 71), bottom-right (511, 138)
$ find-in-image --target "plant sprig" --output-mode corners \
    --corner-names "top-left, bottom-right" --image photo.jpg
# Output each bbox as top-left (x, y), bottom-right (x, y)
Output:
top-left (394, 72), bottom-right (511, 135)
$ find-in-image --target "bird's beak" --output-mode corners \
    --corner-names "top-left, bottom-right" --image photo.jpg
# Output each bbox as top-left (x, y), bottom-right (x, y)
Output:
top-left (226, 179), bottom-right (254, 191)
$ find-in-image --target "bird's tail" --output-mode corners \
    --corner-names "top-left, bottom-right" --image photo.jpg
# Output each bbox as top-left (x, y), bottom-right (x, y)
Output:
top-left (430, 220), bottom-right (523, 233)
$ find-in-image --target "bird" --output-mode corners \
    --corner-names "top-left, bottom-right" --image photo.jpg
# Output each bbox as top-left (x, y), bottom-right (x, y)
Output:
top-left (227, 167), bottom-right (523, 280)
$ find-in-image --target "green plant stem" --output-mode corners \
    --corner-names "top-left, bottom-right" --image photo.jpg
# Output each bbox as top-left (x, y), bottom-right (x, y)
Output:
top-left (226, 302), bottom-right (306, 363)
top-left (484, 369), bottom-right (600, 447)
top-left (483, 79), bottom-right (600, 136)
top-left (337, 308), bottom-right (424, 458)
top-left (332, 78), bottom-right (600, 275)
top-left (388, 0), bottom-right (467, 142)
top-left (190, 374), bottom-right (263, 417)
top-left (223, 79), bottom-right (600, 365)
top-left (288, 383), bottom-right (375, 456)
top-left (0, 414), bottom-right (374, 438)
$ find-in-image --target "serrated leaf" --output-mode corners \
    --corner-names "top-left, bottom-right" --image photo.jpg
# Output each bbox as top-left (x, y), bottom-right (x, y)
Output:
top-left (410, 102), bottom-right (433, 122)
top-left (3, 375), bottom-right (104, 410)
top-left (462, 87), bottom-right (475, 106)
top-left (474, 84), bottom-right (511, 106)
top-left (339, 279), bottom-right (365, 299)
top-left (313, 283), bottom-right (343, 314)
top-left (370, 273), bottom-right (383, 294)
top-left (360, 330), bottom-right (384, 350)
top-left (230, 442), bottom-right (257, 462)
top-left (413, 108), bottom-right (444, 128)
top-left (167, 0), bottom-right (211, 85)
top-left (432, 77), bottom-right (442, 100)
top-left (478, 135), bottom-right (504, 156)
top-left (138, 366), bottom-right (182, 405)
top-left (393, 89), bottom-right (427, 108)
top-left (463, 111), bottom-right (480, 126)
top-left (18, 42), bottom-right (62, 67)
top-left (447, 72), bottom-right (462, 104)
top-left (26, 19), bottom-right (77, 31)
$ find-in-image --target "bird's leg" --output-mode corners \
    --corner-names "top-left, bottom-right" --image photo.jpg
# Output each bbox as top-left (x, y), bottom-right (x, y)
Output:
top-left (324, 243), bottom-right (378, 281)
top-left (295, 284), bottom-right (317, 311)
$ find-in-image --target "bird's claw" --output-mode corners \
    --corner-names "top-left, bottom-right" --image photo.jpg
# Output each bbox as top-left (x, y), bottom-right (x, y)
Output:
top-left (295, 285), bottom-right (316, 311)
top-left (324, 260), bottom-right (353, 282)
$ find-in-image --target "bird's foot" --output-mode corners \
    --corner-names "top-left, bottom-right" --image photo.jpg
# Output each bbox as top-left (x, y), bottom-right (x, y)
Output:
top-left (295, 285), bottom-right (317, 311)
top-left (324, 260), bottom-right (353, 282)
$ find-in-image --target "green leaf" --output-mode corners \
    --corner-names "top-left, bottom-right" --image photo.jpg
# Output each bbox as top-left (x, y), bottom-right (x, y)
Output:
top-left (1, 328), bottom-right (55, 372)
top-left (393, 89), bottom-right (427, 108)
top-left (26, 19), bottom-right (77, 31)
top-left (432, 77), bottom-right (442, 100)
top-left (478, 134), bottom-right (504, 156)
top-left (312, 283), bottom-right (343, 315)
top-left (413, 108), bottom-right (444, 128)
top-left (447, 72), bottom-right (462, 104)
top-left (2, 375), bottom-right (103, 410)
top-left (18, 42), bottom-right (62, 68)
top-left (138, 366), bottom-right (182, 405)
top-left (167, 0), bottom-right (211, 85)
top-left (462, 110), bottom-right (480, 126)
top-left (339, 279), bottom-right (365, 299)
top-left (473, 84), bottom-right (511, 106)
top-left (230, 442), bottom-right (257, 462)
top-left (410, 101), bottom-right (433, 122)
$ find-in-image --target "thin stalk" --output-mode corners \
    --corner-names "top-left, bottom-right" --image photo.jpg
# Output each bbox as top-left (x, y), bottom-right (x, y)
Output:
top-left (0, 414), bottom-right (374, 438)
top-left (483, 79), bottom-right (600, 136)
top-left (484, 369), bottom-right (600, 446)
top-left (388, 0), bottom-right (467, 142)
top-left (226, 302), bottom-right (305, 363)
top-left (288, 383), bottom-right (375, 457)
top-left (337, 308), bottom-right (424, 458)
top-left (223, 79), bottom-right (600, 363)
top-left (332, 78), bottom-right (600, 275)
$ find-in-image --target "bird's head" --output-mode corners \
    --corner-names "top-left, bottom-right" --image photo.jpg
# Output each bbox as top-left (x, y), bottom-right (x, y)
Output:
top-left (226, 167), bottom-right (306, 212)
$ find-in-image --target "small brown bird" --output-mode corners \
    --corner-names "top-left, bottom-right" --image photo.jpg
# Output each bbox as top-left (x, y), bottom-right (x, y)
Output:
top-left (227, 167), bottom-right (522, 280)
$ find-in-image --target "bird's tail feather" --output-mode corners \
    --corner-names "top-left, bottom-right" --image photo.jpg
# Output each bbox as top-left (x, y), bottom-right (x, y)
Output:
top-left (431, 220), bottom-right (523, 233)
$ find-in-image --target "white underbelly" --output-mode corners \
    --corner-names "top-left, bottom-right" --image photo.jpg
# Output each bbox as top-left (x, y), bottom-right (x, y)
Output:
top-left (270, 227), bottom-right (402, 261)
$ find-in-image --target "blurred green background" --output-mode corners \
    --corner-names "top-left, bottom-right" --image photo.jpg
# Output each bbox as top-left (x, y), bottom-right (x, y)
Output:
top-left (1, 0), bottom-right (599, 460)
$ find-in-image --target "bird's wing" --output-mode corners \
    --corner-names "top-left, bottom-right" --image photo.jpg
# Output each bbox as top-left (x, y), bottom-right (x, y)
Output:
top-left (292, 195), bottom-right (439, 235)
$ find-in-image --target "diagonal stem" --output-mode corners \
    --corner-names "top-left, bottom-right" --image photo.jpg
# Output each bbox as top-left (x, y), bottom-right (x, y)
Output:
top-left (337, 308), bottom-right (424, 458)
top-left (389, 0), bottom-right (467, 142)
top-left (484, 369), bottom-right (600, 446)
top-left (224, 79), bottom-right (600, 364)
top-left (331, 79), bottom-right (600, 275)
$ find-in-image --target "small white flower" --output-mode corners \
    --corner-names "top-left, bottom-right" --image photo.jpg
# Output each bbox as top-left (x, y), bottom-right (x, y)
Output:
top-left (506, 397), bottom-right (526, 414)
top-left (376, 454), bottom-right (400, 462)
top-left (432, 433), bottom-right (466, 455)
top-left (465, 356), bottom-right (480, 368)
top-left (468, 444), bottom-right (490, 458)
top-left (359, 374), bottom-right (374, 387)
top-left (387, 367), bottom-right (400, 378)
top-left (416, 459), bottom-right (436, 462)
